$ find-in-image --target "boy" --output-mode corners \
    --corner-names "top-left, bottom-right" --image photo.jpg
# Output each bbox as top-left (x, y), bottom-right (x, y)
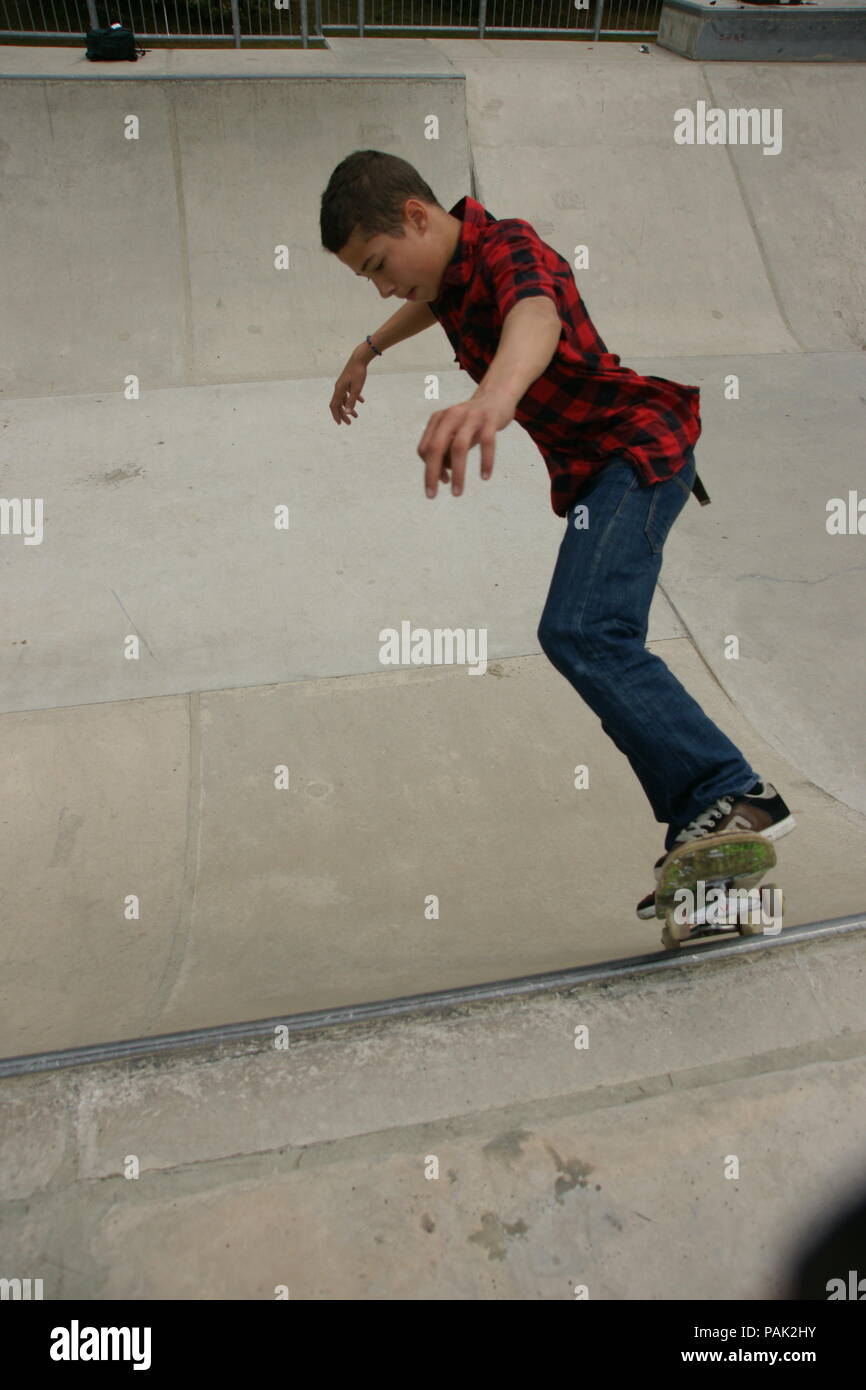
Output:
top-left (321, 150), bottom-right (796, 919)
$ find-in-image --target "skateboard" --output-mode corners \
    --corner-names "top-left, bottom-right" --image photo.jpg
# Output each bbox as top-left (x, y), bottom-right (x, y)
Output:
top-left (655, 831), bottom-right (785, 950)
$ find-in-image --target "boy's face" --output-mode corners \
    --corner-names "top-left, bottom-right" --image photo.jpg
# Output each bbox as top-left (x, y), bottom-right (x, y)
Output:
top-left (336, 198), bottom-right (446, 304)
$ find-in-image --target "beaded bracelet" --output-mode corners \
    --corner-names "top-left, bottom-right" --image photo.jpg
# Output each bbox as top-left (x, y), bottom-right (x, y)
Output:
top-left (365, 334), bottom-right (382, 357)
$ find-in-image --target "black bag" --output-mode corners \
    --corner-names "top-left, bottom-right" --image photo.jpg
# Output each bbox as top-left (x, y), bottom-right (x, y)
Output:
top-left (85, 25), bottom-right (145, 61)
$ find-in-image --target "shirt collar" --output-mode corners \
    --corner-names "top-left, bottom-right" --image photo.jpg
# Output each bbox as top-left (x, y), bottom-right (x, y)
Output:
top-left (435, 195), bottom-right (492, 295)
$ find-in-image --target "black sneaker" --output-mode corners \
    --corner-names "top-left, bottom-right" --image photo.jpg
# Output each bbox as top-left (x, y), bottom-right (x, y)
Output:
top-left (635, 779), bottom-right (796, 919)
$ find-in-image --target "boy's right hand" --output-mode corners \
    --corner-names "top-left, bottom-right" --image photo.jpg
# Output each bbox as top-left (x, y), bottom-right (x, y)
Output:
top-left (330, 349), bottom-right (368, 425)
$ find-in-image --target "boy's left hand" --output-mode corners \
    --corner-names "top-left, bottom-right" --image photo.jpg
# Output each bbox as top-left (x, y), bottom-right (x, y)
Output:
top-left (417, 393), bottom-right (515, 498)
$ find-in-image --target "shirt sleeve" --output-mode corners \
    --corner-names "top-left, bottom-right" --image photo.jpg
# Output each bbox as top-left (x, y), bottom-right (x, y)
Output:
top-left (484, 223), bottom-right (562, 323)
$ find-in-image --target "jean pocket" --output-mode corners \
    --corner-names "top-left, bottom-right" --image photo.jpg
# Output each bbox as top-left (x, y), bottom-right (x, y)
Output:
top-left (644, 473), bottom-right (692, 555)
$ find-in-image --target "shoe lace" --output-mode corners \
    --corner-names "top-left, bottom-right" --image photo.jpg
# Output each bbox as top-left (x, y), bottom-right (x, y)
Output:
top-left (680, 794), bottom-right (734, 841)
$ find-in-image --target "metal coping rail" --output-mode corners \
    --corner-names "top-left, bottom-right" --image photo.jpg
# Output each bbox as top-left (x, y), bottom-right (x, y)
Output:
top-left (1, 913), bottom-right (863, 1079)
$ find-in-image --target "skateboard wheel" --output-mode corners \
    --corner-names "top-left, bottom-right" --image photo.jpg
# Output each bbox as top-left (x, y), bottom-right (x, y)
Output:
top-left (736, 883), bottom-right (785, 936)
top-left (664, 911), bottom-right (693, 940)
top-left (662, 909), bottom-right (692, 944)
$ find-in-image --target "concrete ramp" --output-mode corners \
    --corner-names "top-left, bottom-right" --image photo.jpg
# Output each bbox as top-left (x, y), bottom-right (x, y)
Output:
top-left (0, 42), bottom-right (864, 1066)
top-left (0, 49), bottom-right (463, 396)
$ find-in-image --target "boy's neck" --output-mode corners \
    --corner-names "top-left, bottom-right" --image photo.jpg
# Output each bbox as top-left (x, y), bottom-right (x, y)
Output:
top-left (422, 208), bottom-right (462, 274)
top-left (442, 211), bottom-right (463, 266)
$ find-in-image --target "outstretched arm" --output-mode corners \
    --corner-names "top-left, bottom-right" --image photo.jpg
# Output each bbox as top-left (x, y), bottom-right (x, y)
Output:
top-left (418, 297), bottom-right (561, 499)
top-left (471, 295), bottom-right (562, 407)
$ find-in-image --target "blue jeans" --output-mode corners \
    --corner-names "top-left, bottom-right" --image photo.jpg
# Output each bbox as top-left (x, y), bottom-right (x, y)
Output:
top-left (537, 449), bottom-right (757, 851)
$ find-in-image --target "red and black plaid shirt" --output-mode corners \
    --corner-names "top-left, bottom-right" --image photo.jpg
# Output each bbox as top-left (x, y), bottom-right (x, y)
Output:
top-left (430, 195), bottom-right (708, 517)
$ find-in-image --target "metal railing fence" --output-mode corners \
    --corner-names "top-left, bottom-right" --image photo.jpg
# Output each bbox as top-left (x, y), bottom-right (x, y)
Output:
top-left (0, 0), bottom-right (664, 47)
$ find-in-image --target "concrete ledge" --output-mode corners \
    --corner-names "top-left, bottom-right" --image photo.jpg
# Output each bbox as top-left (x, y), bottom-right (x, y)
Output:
top-left (1, 928), bottom-right (865, 1297)
top-left (658, 0), bottom-right (866, 60)
top-left (3, 927), bottom-right (865, 1185)
top-left (0, 40), bottom-right (461, 79)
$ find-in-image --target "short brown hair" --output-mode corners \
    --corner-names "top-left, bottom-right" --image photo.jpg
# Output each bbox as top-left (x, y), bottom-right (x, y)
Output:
top-left (320, 149), bottom-right (444, 254)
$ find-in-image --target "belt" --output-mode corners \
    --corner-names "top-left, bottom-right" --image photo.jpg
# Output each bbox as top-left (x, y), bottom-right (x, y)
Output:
top-left (691, 470), bottom-right (711, 506)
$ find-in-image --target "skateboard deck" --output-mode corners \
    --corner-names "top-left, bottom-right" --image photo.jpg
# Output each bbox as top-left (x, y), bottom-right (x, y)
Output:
top-left (654, 831), bottom-right (785, 950)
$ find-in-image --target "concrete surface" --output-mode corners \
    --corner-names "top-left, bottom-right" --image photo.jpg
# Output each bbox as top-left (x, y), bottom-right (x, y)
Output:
top-left (1, 926), bottom-right (865, 1297)
top-left (0, 37), bottom-right (865, 1299)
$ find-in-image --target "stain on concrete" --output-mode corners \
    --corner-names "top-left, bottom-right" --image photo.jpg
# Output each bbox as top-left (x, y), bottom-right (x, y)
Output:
top-left (482, 1128), bottom-right (533, 1163)
top-left (468, 1210), bottom-right (530, 1261)
top-left (545, 1142), bottom-right (594, 1204)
